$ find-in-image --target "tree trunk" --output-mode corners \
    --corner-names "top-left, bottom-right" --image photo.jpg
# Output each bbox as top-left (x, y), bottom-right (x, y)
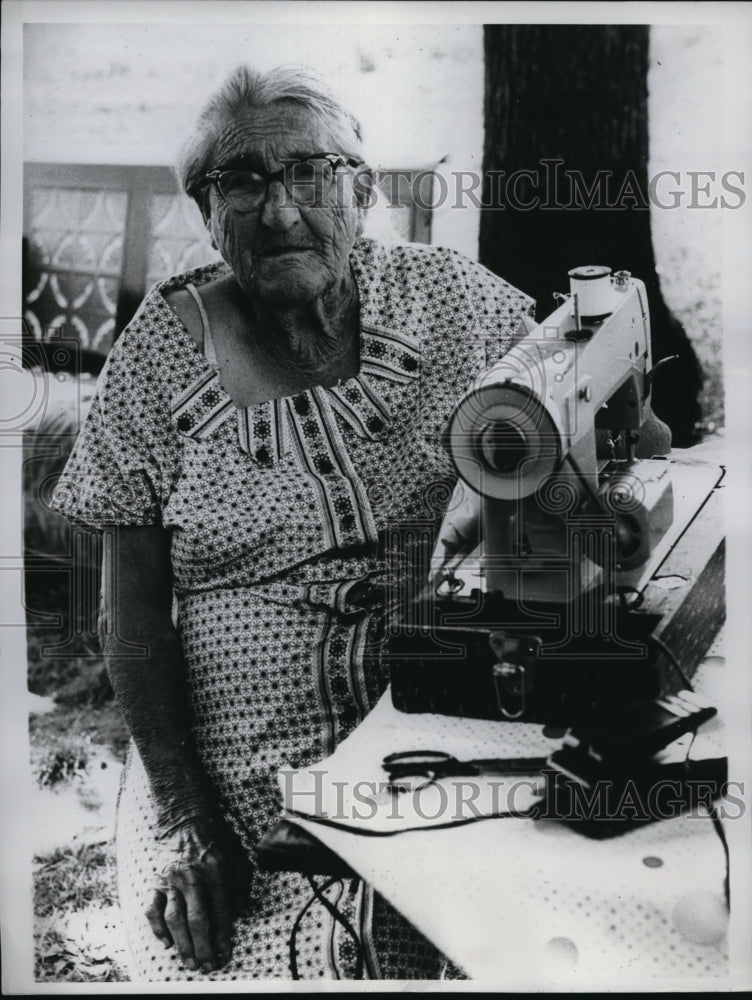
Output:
top-left (479, 25), bottom-right (702, 447)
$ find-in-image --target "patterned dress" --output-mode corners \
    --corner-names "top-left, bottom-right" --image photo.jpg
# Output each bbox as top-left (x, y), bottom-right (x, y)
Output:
top-left (51, 238), bottom-right (533, 981)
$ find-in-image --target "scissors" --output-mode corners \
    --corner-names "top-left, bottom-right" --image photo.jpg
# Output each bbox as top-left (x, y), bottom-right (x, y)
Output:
top-left (382, 749), bottom-right (548, 791)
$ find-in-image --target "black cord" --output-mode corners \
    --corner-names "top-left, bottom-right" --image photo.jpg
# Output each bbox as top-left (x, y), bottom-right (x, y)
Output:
top-left (617, 585), bottom-right (644, 611)
top-left (284, 806), bottom-right (541, 977)
top-left (708, 805), bottom-right (731, 909)
top-left (287, 799), bottom-right (542, 837)
top-left (289, 875), bottom-right (367, 980)
top-left (289, 875), bottom-right (341, 980)
top-left (615, 588), bottom-right (693, 692)
top-left (683, 729), bottom-right (697, 764)
top-left (647, 633), bottom-right (695, 691)
top-left (305, 874), bottom-right (365, 980)
top-left (682, 733), bottom-right (729, 910)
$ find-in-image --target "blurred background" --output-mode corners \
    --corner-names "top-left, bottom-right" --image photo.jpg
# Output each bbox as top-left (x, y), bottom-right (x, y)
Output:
top-left (21, 21), bottom-right (725, 982)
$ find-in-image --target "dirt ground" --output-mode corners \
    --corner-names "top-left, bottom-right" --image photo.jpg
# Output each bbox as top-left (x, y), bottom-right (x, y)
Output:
top-left (28, 687), bottom-right (130, 982)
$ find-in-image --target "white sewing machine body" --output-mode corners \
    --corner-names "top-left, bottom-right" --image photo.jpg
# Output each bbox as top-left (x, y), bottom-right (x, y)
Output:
top-left (446, 265), bottom-right (673, 604)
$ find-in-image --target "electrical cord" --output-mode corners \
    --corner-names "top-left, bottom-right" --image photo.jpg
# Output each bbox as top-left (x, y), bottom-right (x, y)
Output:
top-left (675, 727), bottom-right (730, 913)
top-left (305, 874), bottom-right (364, 980)
top-left (617, 583), bottom-right (694, 692)
top-left (647, 633), bottom-right (695, 691)
top-left (225, 798), bottom-right (367, 980)
top-left (616, 585), bottom-right (644, 611)
top-left (682, 734), bottom-right (731, 910)
top-left (708, 805), bottom-right (731, 909)
top-left (284, 801), bottom-right (544, 978)
top-left (288, 875), bottom-right (365, 980)
top-left (289, 875), bottom-right (340, 980)
top-left (286, 799), bottom-right (542, 837)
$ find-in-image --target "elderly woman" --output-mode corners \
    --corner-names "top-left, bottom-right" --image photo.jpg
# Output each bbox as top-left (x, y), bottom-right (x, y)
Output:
top-left (51, 65), bottom-right (532, 981)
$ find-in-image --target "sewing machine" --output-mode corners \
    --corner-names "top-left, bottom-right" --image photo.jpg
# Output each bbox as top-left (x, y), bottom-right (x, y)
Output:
top-left (255, 268), bottom-right (729, 972)
top-left (388, 267), bottom-right (725, 723)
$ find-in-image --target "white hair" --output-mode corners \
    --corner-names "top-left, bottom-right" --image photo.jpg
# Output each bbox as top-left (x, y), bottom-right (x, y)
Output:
top-left (177, 64), bottom-right (365, 213)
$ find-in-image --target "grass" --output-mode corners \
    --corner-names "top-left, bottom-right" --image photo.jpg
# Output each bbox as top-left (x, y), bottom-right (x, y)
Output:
top-left (30, 726), bottom-right (131, 983)
top-left (29, 688), bottom-right (131, 983)
top-left (35, 842), bottom-right (119, 919)
top-left (27, 567), bottom-right (132, 983)
top-left (34, 843), bottom-right (128, 982)
top-left (33, 733), bottom-right (91, 788)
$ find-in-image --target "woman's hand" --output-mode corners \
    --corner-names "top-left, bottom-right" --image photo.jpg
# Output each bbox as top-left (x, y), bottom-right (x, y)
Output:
top-left (146, 816), bottom-right (252, 973)
top-left (428, 482), bottom-right (482, 590)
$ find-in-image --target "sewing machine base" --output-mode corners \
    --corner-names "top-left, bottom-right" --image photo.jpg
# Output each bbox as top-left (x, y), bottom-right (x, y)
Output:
top-left (389, 602), bottom-right (666, 724)
top-left (388, 470), bottom-right (724, 725)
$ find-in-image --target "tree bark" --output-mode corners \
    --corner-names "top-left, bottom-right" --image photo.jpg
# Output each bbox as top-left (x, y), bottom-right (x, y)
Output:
top-left (479, 25), bottom-right (702, 446)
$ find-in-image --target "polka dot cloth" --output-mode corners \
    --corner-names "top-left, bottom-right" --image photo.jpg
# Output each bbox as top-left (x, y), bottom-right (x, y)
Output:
top-left (51, 238), bottom-right (533, 980)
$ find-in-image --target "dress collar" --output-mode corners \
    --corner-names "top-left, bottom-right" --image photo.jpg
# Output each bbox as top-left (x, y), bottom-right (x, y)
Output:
top-left (167, 240), bottom-right (421, 460)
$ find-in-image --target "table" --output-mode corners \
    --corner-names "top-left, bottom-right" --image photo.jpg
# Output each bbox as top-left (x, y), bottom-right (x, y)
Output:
top-left (266, 654), bottom-right (731, 987)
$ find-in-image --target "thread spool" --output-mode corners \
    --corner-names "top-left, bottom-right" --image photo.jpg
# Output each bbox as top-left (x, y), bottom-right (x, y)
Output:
top-left (568, 265), bottom-right (614, 319)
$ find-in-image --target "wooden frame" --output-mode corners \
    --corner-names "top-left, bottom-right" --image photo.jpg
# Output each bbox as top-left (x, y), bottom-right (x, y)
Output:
top-left (25, 163), bottom-right (182, 339)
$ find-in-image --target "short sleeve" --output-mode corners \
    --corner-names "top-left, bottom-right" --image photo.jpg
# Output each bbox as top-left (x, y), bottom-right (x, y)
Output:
top-left (50, 300), bottom-right (179, 529)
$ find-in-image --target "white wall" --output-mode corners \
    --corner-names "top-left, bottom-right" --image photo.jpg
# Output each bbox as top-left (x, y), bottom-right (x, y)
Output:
top-left (24, 22), bottom-right (485, 259)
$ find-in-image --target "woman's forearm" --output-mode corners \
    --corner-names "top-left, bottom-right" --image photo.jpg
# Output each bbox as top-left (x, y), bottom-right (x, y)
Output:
top-left (100, 529), bottom-right (249, 971)
top-left (103, 620), bottom-right (217, 837)
top-left (101, 526), bottom-right (218, 837)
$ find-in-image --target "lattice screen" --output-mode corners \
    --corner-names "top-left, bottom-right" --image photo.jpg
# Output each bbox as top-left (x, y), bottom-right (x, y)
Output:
top-left (24, 187), bottom-right (128, 354)
top-left (146, 193), bottom-right (221, 289)
top-left (23, 162), bottom-right (435, 365)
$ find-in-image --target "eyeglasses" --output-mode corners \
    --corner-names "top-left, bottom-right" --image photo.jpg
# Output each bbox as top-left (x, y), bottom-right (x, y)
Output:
top-left (204, 152), bottom-right (363, 212)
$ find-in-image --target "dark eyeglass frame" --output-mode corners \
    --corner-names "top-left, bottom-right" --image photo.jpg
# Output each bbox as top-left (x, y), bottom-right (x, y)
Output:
top-left (204, 152), bottom-right (364, 212)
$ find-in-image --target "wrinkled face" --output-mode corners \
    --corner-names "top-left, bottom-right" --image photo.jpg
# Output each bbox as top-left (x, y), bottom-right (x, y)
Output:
top-left (205, 101), bottom-right (366, 306)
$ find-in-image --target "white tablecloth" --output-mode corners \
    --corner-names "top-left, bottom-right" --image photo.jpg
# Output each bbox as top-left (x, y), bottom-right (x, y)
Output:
top-left (280, 657), bottom-right (733, 987)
